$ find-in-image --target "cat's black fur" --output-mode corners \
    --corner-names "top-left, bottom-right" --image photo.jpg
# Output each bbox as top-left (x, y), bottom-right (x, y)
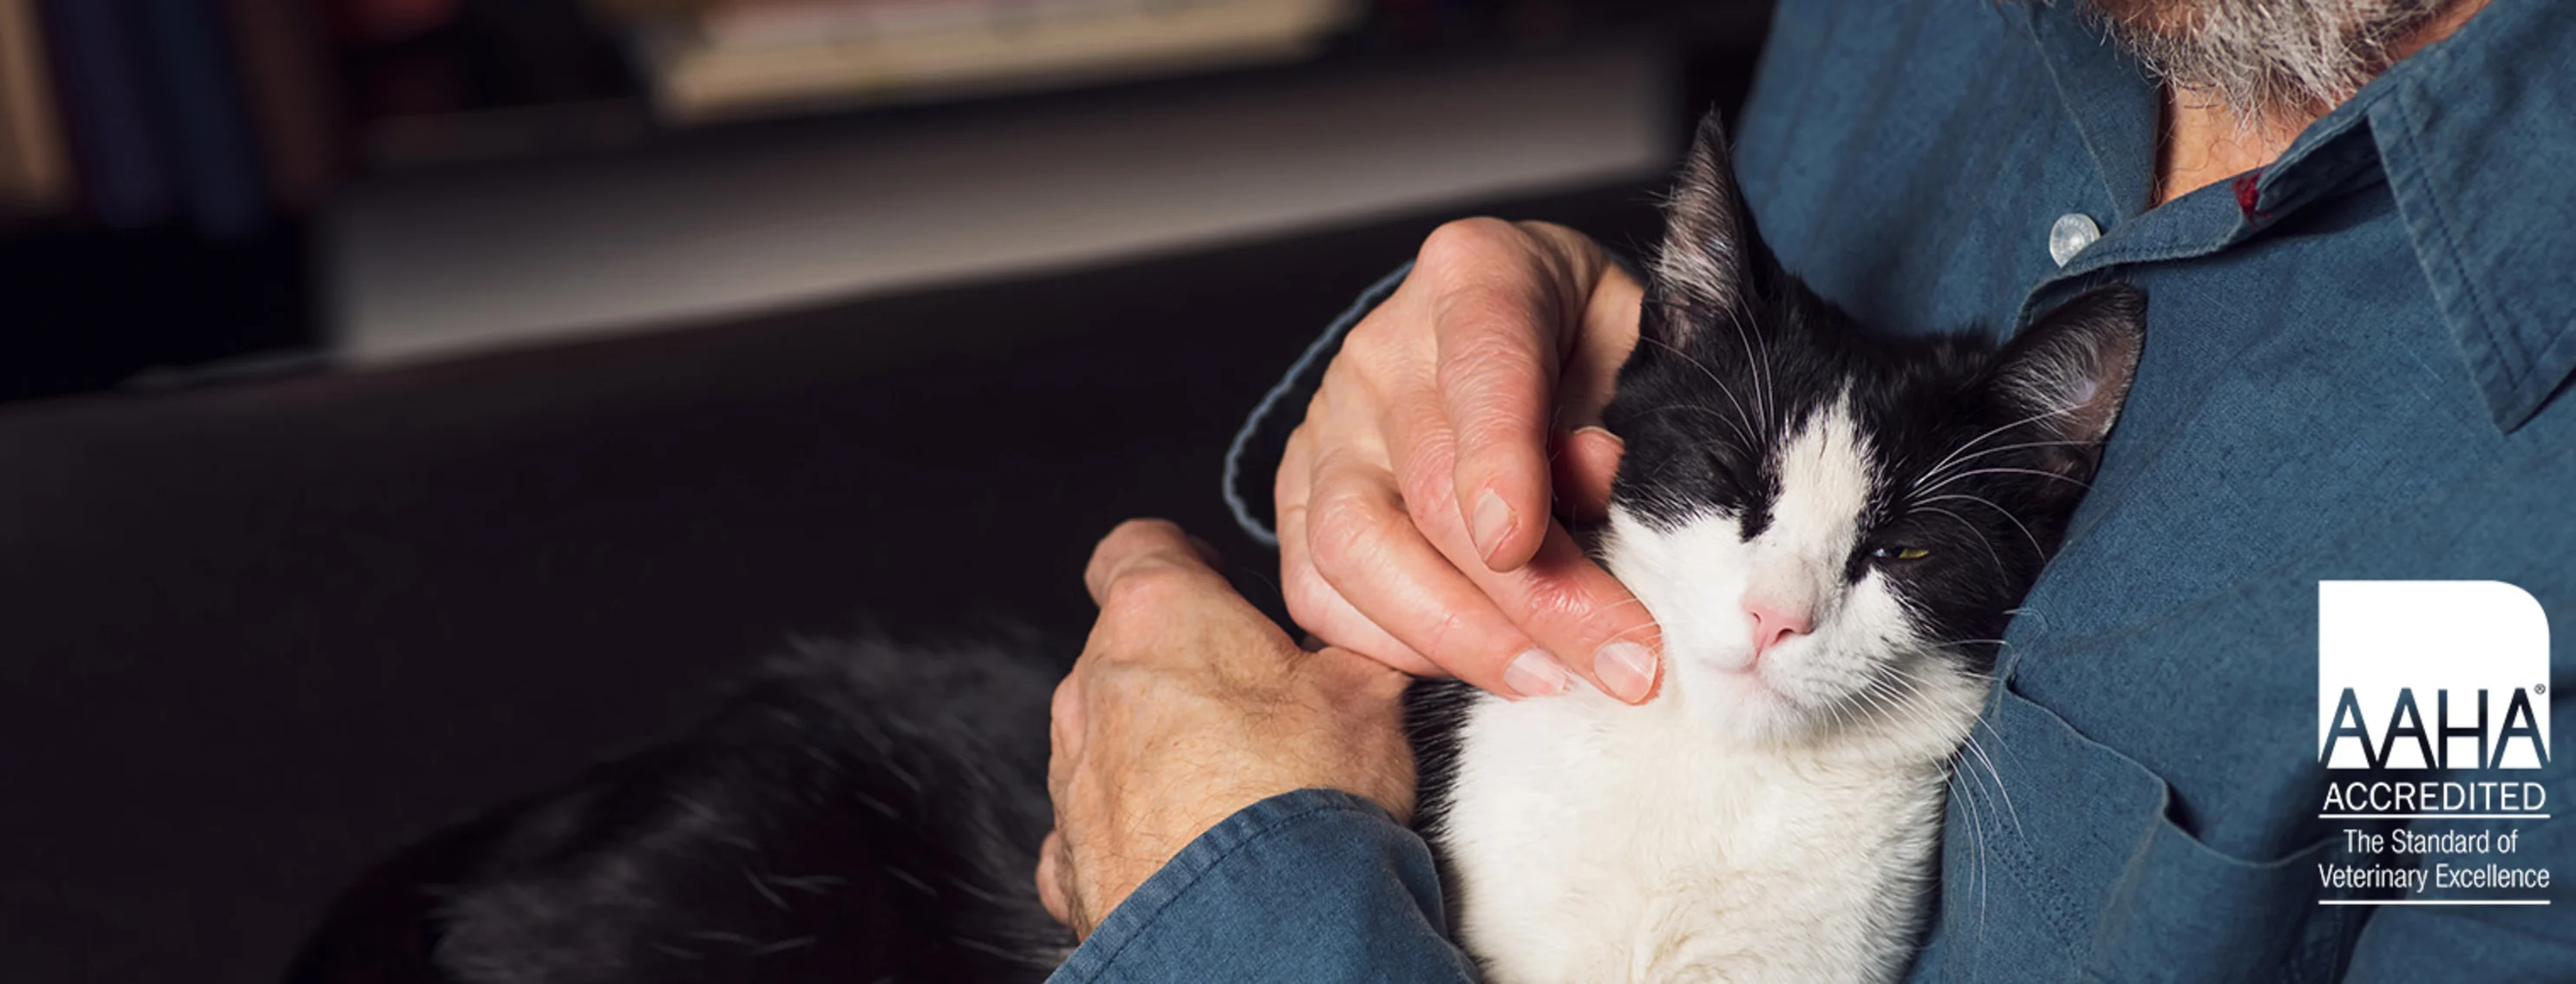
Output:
top-left (295, 111), bottom-right (2141, 983)
top-left (291, 633), bottom-right (1074, 984)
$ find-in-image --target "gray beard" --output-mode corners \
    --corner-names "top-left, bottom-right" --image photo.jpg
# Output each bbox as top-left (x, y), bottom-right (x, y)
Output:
top-left (2082, 0), bottom-right (2448, 124)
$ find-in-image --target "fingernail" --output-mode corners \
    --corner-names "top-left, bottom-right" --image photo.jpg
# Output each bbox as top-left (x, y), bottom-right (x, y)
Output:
top-left (1572, 425), bottom-right (1625, 449)
top-left (1594, 641), bottom-right (1658, 704)
top-left (1501, 648), bottom-right (1570, 699)
top-left (1471, 489), bottom-right (1515, 563)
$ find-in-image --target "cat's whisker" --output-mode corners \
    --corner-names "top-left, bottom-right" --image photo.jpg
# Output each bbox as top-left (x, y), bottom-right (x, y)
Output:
top-left (1822, 690), bottom-right (1863, 737)
top-left (1910, 439), bottom-right (2091, 489)
top-left (1953, 751), bottom-right (1995, 947)
top-left (1592, 621), bottom-right (1664, 645)
top-left (1712, 304), bottom-right (1771, 434)
top-left (1919, 644), bottom-right (2010, 672)
top-left (1873, 681), bottom-right (1937, 739)
top-left (1881, 666), bottom-right (2005, 949)
top-left (1914, 466), bottom-right (2093, 501)
top-left (1630, 400), bottom-right (1757, 449)
top-left (1635, 334), bottom-right (1762, 449)
top-left (1946, 708), bottom-right (2021, 950)
top-left (1958, 731), bottom-right (2022, 841)
top-left (1909, 405), bottom-right (2081, 492)
top-left (1958, 743), bottom-right (2016, 957)
top-left (2002, 607), bottom-right (2050, 634)
top-left (1914, 492), bottom-right (2046, 560)
top-left (1844, 677), bottom-right (1898, 725)
top-left (1749, 312), bottom-right (1776, 434)
top-left (1919, 505), bottom-right (2007, 574)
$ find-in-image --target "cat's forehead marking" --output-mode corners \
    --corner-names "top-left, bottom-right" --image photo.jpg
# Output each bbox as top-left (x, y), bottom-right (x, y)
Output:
top-left (1759, 395), bottom-right (1873, 563)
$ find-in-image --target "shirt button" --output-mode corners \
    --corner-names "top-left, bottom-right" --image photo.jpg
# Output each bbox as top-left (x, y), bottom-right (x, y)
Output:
top-left (2049, 213), bottom-right (2101, 266)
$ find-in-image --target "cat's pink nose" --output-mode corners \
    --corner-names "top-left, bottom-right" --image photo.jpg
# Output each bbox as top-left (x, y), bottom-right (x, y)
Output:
top-left (1744, 598), bottom-right (1814, 661)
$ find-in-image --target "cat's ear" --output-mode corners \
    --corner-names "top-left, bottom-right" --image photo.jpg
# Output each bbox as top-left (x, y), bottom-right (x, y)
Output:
top-left (1988, 285), bottom-right (2147, 482)
top-left (1645, 112), bottom-right (1762, 346)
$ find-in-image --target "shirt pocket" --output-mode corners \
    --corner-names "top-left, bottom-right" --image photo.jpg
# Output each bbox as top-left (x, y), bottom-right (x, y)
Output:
top-left (1933, 686), bottom-right (2339, 984)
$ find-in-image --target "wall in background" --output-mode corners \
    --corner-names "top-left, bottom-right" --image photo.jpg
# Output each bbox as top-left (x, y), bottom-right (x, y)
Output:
top-left (326, 43), bottom-right (1676, 364)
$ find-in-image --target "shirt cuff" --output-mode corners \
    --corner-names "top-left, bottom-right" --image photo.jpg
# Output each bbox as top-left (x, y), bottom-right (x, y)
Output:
top-left (1047, 788), bottom-right (1480, 983)
top-left (1222, 263), bottom-right (1413, 548)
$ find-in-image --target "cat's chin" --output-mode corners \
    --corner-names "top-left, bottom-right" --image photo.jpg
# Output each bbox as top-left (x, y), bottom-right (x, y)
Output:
top-left (1672, 664), bottom-right (1833, 745)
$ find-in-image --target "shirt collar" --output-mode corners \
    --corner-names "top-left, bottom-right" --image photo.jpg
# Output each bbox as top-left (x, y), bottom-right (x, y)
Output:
top-left (2027, 0), bottom-right (2576, 432)
top-left (2361, 0), bottom-right (2576, 431)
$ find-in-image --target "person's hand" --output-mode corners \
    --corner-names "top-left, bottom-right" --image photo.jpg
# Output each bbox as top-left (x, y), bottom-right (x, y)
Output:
top-left (1278, 218), bottom-right (1661, 703)
top-left (1036, 519), bottom-right (1415, 939)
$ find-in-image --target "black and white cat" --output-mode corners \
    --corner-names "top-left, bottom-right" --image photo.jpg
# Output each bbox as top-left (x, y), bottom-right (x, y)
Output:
top-left (293, 115), bottom-right (2141, 984)
top-left (1405, 116), bottom-right (2142, 983)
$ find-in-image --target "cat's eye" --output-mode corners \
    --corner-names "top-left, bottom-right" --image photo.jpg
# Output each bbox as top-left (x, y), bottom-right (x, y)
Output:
top-left (1872, 546), bottom-right (1932, 562)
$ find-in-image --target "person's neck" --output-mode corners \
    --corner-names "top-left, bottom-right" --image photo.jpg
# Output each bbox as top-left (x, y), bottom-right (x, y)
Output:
top-left (2153, 0), bottom-right (2490, 205)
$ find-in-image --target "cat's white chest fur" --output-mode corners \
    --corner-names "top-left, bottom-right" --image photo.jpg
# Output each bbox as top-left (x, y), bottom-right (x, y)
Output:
top-left (1437, 686), bottom-right (1952, 984)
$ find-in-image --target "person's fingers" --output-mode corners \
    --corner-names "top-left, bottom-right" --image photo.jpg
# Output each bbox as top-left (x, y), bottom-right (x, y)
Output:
top-left (1278, 495), bottom-right (1441, 676)
top-left (1036, 830), bottom-right (1078, 931)
top-left (1453, 520), bottom-right (1664, 704)
top-left (1368, 394), bottom-right (1657, 702)
top-left (1082, 518), bottom-right (1221, 607)
top-left (1363, 371), bottom-right (1657, 701)
top-left (1553, 259), bottom-right (1645, 430)
top-left (1410, 241), bottom-right (1656, 700)
top-left (1278, 415), bottom-right (1438, 676)
top-left (1302, 450), bottom-right (1570, 699)
top-left (1412, 220), bottom-right (1565, 574)
top-left (1535, 248), bottom-right (1639, 523)
top-left (1043, 674), bottom-right (1083, 916)
top-left (1552, 425), bottom-right (1627, 523)
top-left (1048, 674), bottom-right (1084, 777)
top-left (1274, 420), bottom-right (1315, 508)
top-left (1183, 534), bottom-right (1224, 569)
top-left (1273, 221), bottom-right (1657, 699)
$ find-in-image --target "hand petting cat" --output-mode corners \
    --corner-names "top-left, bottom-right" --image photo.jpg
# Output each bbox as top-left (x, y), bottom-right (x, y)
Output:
top-left (1274, 218), bottom-right (1664, 703)
top-left (1036, 519), bottom-right (1416, 938)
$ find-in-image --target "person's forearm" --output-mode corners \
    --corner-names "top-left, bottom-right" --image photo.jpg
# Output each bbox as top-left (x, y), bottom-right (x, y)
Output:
top-left (1048, 790), bottom-right (1479, 983)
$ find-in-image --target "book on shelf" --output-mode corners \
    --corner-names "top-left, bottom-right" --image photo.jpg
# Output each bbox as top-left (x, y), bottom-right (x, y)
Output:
top-left (37, 0), bottom-right (180, 228)
top-left (597, 0), bottom-right (1363, 123)
top-left (223, 0), bottom-right (340, 212)
top-left (3, 0), bottom-right (344, 228)
top-left (134, 0), bottom-right (271, 237)
top-left (0, 0), bottom-right (72, 217)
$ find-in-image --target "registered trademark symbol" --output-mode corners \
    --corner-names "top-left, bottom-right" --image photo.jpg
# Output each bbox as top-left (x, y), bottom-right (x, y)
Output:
top-left (2539, 684), bottom-right (2549, 695)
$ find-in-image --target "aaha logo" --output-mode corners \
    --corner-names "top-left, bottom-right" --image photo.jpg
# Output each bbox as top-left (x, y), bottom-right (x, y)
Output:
top-left (2318, 581), bottom-right (2552, 771)
top-left (2313, 581), bottom-right (2554, 907)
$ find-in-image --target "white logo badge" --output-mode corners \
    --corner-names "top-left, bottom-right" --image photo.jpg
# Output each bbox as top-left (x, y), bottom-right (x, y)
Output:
top-left (2319, 581), bottom-right (2550, 771)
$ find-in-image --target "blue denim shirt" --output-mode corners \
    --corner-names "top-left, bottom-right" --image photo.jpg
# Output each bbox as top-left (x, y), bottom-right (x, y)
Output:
top-left (1064, 1), bottom-right (2576, 980)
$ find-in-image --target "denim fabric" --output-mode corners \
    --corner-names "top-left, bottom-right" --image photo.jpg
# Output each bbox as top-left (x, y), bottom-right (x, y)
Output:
top-left (1110, 0), bottom-right (2576, 980)
top-left (1045, 790), bottom-right (1477, 983)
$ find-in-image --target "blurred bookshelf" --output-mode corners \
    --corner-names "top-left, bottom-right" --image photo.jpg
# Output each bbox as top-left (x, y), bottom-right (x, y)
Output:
top-left (0, 0), bottom-right (1770, 403)
top-left (336, 0), bottom-right (1762, 171)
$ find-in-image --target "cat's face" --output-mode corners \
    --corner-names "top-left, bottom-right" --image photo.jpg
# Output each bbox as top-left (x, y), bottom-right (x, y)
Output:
top-left (1599, 116), bottom-right (2143, 747)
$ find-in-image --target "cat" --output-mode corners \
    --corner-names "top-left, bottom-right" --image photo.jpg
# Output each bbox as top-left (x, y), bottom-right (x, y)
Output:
top-left (1404, 115), bottom-right (2142, 982)
top-left (289, 112), bottom-right (2141, 984)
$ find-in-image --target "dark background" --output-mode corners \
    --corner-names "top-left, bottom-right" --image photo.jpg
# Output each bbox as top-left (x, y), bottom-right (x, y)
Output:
top-left (0, 2), bottom-right (1770, 980)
